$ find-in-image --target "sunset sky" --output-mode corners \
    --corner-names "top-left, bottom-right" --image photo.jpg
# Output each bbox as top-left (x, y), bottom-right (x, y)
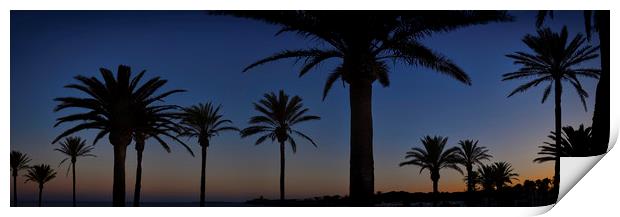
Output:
top-left (10, 11), bottom-right (599, 202)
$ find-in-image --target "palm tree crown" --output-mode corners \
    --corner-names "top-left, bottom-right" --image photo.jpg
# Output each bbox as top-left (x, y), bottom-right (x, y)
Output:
top-left (52, 65), bottom-right (185, 145)
top-left (24, 164), bottom-right (57, 186)
top-left (456, 140), bottom-right (491, 167)
top-left (534, 124), bottom-right (593, 163)
top-left (476, 162), bottom-right (519, 191)
top-left (476, 164), bottom-right (496, 191)
top-left (11, 151), bottom-right (31, 177)
top-left (241, 90), bottom-right (320, 150)
top-left (489, 161), bottom-right (519, 190)
top-left (55, 137), bottom-right (96, 174)
top-left (455, 139), bottom-right (491, 192)
top-left (133, 102), bottom-right (193, 154)
top-left (228, 11), bottom-right (513, 99)
top-left (179, 102), bottom-right (240, 147)
top-left (399, 135), bottom-right (462, 193)
top-left (502, 26), bottom-right (599, 109)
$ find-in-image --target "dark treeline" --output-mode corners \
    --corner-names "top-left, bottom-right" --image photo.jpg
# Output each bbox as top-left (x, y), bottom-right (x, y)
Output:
top-left (246, 178), bottom-right (556, 207)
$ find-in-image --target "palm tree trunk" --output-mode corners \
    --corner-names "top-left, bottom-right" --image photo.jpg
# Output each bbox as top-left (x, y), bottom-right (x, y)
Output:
top-left (432, 177), bottom-right (439, 206)
top-left (466, 166), bottom-right (473, 192)
top-left (13, 174), bottom-right (17, 207)
top-left (38, 185), bottom-right (43, 207)
top-left (133, 138), bottom-right (145, 207)
top-left (348, 80), bottom-right (374, 204)
top-left (72, 160), bottom-right (76, 207)
top-left (200, 140), bottom-right (209, 207)
top-left (591, 10), bottom-right (609, 155)
top-left (111, 131), bottom-right (130, 207)
top-left (280, 141), bottom-right (285, 201)
top-left (553, 78), bottom-right (562, 197)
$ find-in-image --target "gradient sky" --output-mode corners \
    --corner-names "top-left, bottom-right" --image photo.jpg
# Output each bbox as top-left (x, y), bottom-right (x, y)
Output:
top-left (10, 11), bottom-right (600, 202)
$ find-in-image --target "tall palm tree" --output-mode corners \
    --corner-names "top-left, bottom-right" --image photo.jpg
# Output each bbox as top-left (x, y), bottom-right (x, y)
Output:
top-left (399, 135), bottom-right (462, 195)
top-left (24, 164), bottom-right (57, 207)
top-left (455, 139), bottom-right (491, 192)
top-left (537, 10), bottom-right (610, 155)
top-left (489, 161), bottom-right (519, 190)
top-left (53, 65), bottom-right (183, 206)
top-left (54, 137), bottom-right (96, 207)
top-left (10, 150), bottom-right (31, 206)
top-left (218, 11), bottom-right (512, 203)
top-left (178, 102), bottom-right (238, 207)
top-left (502, 26), bottom-right (600, 193)
top-left (132, 103), bottom-right (194, 207)
top-left (241, 90), bottom-right (320, 201)
top-left (534, 124), bottom-right (593, 163)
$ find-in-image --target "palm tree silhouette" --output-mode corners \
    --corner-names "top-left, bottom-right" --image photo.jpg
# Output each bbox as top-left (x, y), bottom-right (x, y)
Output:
top-left (476, 164), bottom-right (496, 191)
top-left (24, 164), bottom-right (57, 207)
top-left (534, 124), bottom-right (593, 163)
top-left (178, 102), bottom-right (238, 207)
top-left (53, 65), bottom-right (182, 206)
top-left (241, 90), bottom-right (320, 201)
top-left (502, 26), bottom-right (600, 193)
top-left (489, 162), bottom-right (519, 191)
top-left (455, 139), bottom-right (491, 192)
top-left (537, 11), bottom-right (610, 155)
top-left (399, 136), bottom-right (462, 195)
top-left (219, 11), bottom-right (512, 203)
top-left (462, 170), bottom-right (481, 191)
top-left (475, 162), bottom-right (519, 191)
top-left (10, 150), bottom-right (31, 206)
top-left (54, 137), bottom-right (96, 207)
top-left (132, 102), bottom-right (194, 207)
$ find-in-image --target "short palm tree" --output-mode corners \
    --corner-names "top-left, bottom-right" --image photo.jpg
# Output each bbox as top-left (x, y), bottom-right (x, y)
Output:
top-left (132, 104), bottom-right (193, 207)
top-left (455, 139), bottom-right (491, 192)
top-left (537, 10), bottom-right (610, 155)
top-left (462, 170), bottom-right (481, 191)
top-left (219, 11), bottom-right (512, 203)
top-left (24, 164), bottom-right (57, 207)
top-left (178, 102), bottom-right (238, 207)
top-left (53, 65), bottom-right (183, 206)
top-left (10, 150), bottom-right (31, 206)
top-left (241, 90), bottom-right (320, 201)
top-left (502, 26), bottom-right (600, 191)
top-left (399, 135), bottom-right (462, 194)
top-left (54, 136), bottom-right (96, 207)
top-left (534, 124), bottom-right (593, 163)
top-left (476, 164), bottom-right (496, 191)
top-left (490, 161), bottom-right (519, 190)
